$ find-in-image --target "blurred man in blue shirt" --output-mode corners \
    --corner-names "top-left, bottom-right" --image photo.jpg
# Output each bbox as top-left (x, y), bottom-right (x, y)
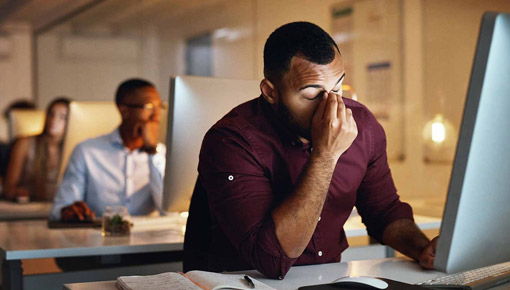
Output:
top-left (50, 79), bottom-right (166, 221)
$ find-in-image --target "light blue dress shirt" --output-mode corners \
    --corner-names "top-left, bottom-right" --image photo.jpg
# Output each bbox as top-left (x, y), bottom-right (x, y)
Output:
top-left (50, 128), bottom-right (166, 220)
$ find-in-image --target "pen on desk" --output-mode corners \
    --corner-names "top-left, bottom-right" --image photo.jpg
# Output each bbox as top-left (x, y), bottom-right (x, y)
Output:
top-left (244, 275), bottom-right (255, 288)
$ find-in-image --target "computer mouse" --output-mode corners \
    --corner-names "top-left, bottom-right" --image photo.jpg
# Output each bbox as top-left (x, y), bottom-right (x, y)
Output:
top-left (332, 276), bottom-right (389, 289)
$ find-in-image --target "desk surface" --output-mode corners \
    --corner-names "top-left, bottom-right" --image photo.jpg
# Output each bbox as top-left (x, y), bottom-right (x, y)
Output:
top-left (0, 213), bottom-right (440, 261)
top-left (344, 213), bottom-right (440, 237)
top-left (0, 214), bottom-right (187, 260)
top-left (64, 257), bottom-right (447, 290)
top-left (0, 201), bottom-right (51, 221)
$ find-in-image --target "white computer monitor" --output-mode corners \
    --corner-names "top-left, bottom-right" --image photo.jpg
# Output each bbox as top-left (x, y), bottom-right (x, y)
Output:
top-left (163, 76), bottom-right (260, 212)
top-left (8, 109), bottom-right (45, 141)
top-left (434, 12), bottom-right (510, 274)
top-left (59, 102), bottom-right (121, 182)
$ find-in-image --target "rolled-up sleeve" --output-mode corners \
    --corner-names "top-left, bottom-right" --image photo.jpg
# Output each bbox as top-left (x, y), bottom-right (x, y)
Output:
top-left (199, 126), bottom-right (297, 279)
top-left (355, 113), bottom-right (413, 243)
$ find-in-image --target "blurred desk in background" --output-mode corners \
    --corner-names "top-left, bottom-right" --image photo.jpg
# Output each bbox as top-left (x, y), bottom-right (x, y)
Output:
top-left (0, 213), bottom-right (187, 290)
top-left (0, 210), bottom-right (440, 290)
top-left (0, 201), bottom-right (51, 221)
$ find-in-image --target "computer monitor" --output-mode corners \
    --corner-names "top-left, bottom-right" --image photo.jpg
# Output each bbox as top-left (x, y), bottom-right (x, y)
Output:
top-left (163, 76), bottom-right (260, 212)
top-left (59, 102), bottom-right (121, 182)
top-left (8, 109), bottom-right (45, 141)
top-left (434, 12), bottom-right (510, 273)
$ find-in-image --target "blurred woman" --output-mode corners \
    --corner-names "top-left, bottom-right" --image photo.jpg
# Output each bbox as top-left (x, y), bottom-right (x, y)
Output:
top-left (3, 97), bottom-right (71, 202)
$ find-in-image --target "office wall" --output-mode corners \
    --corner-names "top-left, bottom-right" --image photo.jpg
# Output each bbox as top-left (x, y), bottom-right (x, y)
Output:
top-left (36, 29), bottom-right (142, 107)
top-left (399, 0), bottom-right (510, 212)
top-left (423, 0), bottom-right (510, 129)
top-left (31, 0), bottom-right (510, 213)
top-left (0, 23), bottom-right (33, 141)
top-left (157, 0), bottom-right (257, 103)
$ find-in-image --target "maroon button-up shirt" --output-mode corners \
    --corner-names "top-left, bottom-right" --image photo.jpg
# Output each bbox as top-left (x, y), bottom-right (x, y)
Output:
top-left (184, 96), bottom-right (413, 279)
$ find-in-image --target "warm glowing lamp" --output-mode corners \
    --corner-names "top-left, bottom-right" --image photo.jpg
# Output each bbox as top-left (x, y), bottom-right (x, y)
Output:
top-left (423, 114), bottom-right (456, 162)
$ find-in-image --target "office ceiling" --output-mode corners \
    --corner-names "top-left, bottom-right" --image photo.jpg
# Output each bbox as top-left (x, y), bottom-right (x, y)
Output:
top-left (0, 0), bottom-right (230, 34)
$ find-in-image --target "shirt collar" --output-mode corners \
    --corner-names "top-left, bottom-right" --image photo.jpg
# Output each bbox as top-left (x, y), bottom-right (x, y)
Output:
top-left (108, 127), bottom-right (125, 147)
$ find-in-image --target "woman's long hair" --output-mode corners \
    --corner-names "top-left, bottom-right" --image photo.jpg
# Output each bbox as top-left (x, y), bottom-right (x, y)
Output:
top-left (33, 97), bottom-right (71, 200)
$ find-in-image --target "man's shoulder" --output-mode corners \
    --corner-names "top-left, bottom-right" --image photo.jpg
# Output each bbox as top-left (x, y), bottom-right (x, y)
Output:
top-left (344, 98), bottom-right (370, 114)
top-left (207, 97), bottom-right (266, 135)
top-left (343, 98), bottom-right (378, 125)
top-left (201, 97), bottom-right (274, 151)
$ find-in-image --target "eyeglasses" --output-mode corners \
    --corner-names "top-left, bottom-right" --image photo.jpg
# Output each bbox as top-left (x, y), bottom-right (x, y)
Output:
top-left (121, 102), bottom-right (167, 113)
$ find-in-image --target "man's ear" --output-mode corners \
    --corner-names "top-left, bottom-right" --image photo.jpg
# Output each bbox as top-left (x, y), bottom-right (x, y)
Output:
top-left (260, 79), bottom-right (278, 105)
top-left (117, 105), bottom-right (129, 121)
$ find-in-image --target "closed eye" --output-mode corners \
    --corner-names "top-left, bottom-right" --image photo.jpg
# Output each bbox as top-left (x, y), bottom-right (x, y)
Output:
top-left (305, 91), bottom-right (325, 101)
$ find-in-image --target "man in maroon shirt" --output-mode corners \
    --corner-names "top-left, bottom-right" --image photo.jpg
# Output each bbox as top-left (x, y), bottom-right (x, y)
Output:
top-left (184, 22), bottom-right (437, 279)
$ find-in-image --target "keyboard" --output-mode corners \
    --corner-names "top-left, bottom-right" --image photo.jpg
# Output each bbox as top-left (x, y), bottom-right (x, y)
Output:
top-left (417, 261), bottom-right (510, 290)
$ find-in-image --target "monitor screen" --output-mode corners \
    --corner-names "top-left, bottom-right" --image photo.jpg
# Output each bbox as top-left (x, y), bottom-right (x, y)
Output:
top-left (434, 12), bottom-right (510, 273)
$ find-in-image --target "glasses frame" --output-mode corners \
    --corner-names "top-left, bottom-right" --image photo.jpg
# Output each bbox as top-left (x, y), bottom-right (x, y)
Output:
top-left (120, 102), bottom-right (167, 113)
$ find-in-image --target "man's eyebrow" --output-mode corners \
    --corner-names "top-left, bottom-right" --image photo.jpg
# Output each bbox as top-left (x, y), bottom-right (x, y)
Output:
top-left (299, 73), bottom-right (346, 91)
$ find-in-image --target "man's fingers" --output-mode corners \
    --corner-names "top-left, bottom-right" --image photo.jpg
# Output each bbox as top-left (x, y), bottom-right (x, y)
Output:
top-left (312, 92), bottom-right (328, 124)
top-left (75, 201), bottom-right (95, 220)
top-left (346, 108), bottom-right (353, 123)
top-left (72, 204), bottom-right (85, 221)
top-left (421, 256), bottom-right (435, 269)
top-left (337, 95), bottom-right (347, 124)
top-left (431, 236), bottom-right (439, 253)
top-left (325, 92), bottom-right (338, 122)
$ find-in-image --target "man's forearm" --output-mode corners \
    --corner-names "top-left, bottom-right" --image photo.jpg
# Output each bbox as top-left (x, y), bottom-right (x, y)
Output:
top-left (382, 219), bottom-right (430, 261)
top-left (271, 151), bottom-right (338, 258)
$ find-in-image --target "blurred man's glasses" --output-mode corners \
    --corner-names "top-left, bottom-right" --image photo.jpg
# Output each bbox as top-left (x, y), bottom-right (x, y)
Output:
top-left (121, 102), bottom-right (167, 113)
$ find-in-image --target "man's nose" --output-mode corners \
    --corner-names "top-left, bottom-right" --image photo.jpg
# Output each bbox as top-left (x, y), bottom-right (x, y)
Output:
top-left (150, 109), bottom-right (160, 121)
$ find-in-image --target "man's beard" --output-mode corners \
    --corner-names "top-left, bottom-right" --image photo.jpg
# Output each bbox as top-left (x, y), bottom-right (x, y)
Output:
top-left (277, 100), bottom-right (312, 141)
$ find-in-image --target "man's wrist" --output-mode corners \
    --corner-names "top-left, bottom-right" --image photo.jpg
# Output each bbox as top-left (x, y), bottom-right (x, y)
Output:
top-left (310, 150), bottom-right (339, 166)
top-left (142, 145), bottom-right (158, 154)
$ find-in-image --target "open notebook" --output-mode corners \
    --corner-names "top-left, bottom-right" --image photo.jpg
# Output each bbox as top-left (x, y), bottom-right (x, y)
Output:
top-left (116, 270), bottom-right (275, 290)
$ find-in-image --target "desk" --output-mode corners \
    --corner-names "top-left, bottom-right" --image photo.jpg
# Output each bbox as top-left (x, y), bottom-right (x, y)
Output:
top-left (0, 201), bottom-right (51, 221)
top-left (0, 214), bottom-right (187, 290)
top-left (344, 212), bottom-right (440, 237)
top-left (0, 213), bottom-right (440, 290)
top-left (64, 257), bottom-right (447, 290)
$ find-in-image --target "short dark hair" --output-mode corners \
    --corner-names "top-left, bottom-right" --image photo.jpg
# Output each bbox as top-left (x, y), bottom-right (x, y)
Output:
top-left (115, 78), bottom-right (154, 105)
top-left (263, 22), bottom-right (340, 83)
top-left (3, 99), bottom-right (35, 119)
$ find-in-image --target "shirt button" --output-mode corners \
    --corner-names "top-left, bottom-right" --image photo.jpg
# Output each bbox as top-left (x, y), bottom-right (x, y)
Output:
top-left (318, 251), bottom-right (323, 257)
top-left (318, 216), bottom-right (321, 222)
top-left (228, 175), bottom-right (234, 181)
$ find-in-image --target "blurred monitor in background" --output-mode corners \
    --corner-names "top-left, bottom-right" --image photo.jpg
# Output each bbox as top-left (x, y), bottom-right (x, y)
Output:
top-left (8, 109), bottom-right (46, 142)
top-left (0, 100), bottom-right (37, 178)
top-left (2, 99), bottom-right (35, 120)
top-left (162, 75), bottom-right (259, 213)
top-left (4, 99), bottom-right (41, 142)
top-left (3, 97), bottom-right (71, 202)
